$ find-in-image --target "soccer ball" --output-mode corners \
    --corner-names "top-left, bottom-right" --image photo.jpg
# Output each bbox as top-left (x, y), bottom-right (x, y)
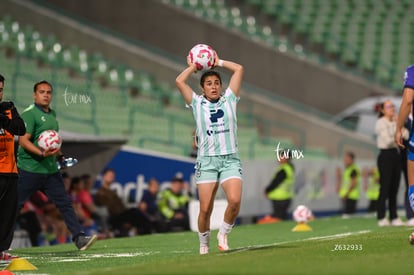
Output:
top-left (409, 233), bottom-right (414, 244)
top-left (37, 130), bottom-right (62, 150)
top-left (188, 44), bottom-right (215, 71)
top-left (292, 205), bottom-right (313, 223)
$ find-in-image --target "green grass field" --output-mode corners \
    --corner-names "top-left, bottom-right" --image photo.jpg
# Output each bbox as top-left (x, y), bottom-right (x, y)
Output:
top-left (4, 216), bottom-right (414, 275)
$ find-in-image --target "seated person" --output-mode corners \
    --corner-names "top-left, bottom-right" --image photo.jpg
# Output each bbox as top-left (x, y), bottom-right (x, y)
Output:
top-left (138, 178), bottom-right (166, 233)
top-left (95, 168), bottom-right (151, 237)
top-left (158, 177), bottom-right (191, 232)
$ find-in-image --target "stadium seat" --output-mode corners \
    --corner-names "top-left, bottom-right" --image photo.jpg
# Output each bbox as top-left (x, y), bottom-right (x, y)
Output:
top-left (168, 0), bottom-right (406, 93)
top-left (1, 14), bottom-right (324, 160)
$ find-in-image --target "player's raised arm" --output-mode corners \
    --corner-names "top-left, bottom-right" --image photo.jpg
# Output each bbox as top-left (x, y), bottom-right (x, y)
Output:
top-left (214, 53), bottom-right (244, 97)
top-left (175, 57), bottom-right (197, 105)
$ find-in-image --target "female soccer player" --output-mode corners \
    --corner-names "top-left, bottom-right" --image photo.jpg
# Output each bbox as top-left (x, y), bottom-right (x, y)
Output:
top-left (175, 50), bottom-right (244, 254)
top-left (396, 65), bottom-right (414, 240)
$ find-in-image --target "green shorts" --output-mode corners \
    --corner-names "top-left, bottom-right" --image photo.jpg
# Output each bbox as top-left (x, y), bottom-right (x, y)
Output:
top-left (194, 153), bottom-right (243, 184)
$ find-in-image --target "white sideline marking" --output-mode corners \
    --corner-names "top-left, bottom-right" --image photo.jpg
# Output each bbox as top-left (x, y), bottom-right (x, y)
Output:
top-left (87, 252), bottom-right (157, 258)
top-left (304, 230), bottom-right (371, 241)
top-left (25, 251), bottom-right (160, 263)
top-left (225, 230), bottom-right (371, 254)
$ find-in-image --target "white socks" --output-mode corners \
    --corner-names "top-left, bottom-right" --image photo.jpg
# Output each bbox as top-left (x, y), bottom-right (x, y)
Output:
top-left (219, 221), bottom-right (234, 235)
top-left (198, 230), bottom-right (210, 246)
top-left (198, 222), bottom-right (233, 247)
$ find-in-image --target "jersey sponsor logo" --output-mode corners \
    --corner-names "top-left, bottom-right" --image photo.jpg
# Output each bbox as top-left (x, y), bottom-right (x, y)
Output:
top-left (41, 116), bottom-right (46, 122)
top-left (206, 128), bottom-right (230, 136)
top-left (209, 109), bottom-right (224, 123)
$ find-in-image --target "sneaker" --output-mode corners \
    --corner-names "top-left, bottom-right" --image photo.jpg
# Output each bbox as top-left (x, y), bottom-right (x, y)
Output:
top-left (1, 251), bottom-right (18, 262)
top-left (75, 234), bottom-right (97, 251)
top-left (217, 232), bottom-right (229, 251)
top-left (407, 218), bottom-right (414, 226)
top-left (199, 244), bottom-right (209, 255)
top-left (378, 218), bottom-right (390, 227)
top-left (391, 218), bottom-right (406, 226)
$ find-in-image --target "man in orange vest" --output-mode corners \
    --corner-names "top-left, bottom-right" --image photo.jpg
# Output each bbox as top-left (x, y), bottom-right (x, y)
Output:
top-left (0, 74), bottom-right (26, 261)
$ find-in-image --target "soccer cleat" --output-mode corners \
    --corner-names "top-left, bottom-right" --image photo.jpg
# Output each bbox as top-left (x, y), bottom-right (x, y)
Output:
top-left (75, 234), bottom-right (97, 251)
top-left (390, 218), bottom-right (405, 226)
top-left (407, 218), bottom-right (414, 226)
top-left (217, 232), bottom-right (229, 251)
top-left (377, 218), bottom-right (390, 227)
top-left (0, 251), bottom-right (19, 262)
top-left (199, 244), bottom-right (209, 255)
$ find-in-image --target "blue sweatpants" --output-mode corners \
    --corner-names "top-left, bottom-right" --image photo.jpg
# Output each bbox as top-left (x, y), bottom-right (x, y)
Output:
top-left (17, 169), bottom-right (83, 240)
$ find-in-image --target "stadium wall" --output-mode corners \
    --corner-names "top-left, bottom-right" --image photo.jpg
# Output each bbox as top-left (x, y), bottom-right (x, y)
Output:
top-left (27, 0), bottom-right (391, 115)
top-left (0, 0), bottom-right (379, 159)
top-left (96, 146), bottom-right (405, 222)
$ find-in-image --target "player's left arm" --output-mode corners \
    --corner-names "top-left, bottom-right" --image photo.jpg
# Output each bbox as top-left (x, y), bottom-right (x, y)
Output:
top-left (216, 54), bottom-right (244, 97)
top-left (175, 58), bottom-right (197, 105)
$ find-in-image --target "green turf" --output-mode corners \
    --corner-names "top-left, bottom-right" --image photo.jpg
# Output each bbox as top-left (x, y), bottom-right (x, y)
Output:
top-left (5, 216), bottom-right (414, 274)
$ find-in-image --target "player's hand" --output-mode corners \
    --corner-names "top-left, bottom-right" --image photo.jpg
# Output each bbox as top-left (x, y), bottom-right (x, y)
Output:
top-left (42, 147), bottom-right (60, 157)
top-left (187, 56), bottom-right (197, 72)
top-left (395, 129), bottom-right (405, 148)
top-left (213, 51), bottom-right (220, 67)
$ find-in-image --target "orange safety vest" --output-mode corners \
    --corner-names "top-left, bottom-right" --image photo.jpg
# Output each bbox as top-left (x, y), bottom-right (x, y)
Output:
top-left (0, 109), bottom-right (18, 174)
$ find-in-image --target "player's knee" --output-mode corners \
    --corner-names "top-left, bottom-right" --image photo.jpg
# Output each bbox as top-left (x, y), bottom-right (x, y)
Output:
top-left (227, 200), bottom-right (240, 213)
top-left (198, 207), bottom-right (211, 219)
top-left (227, 195), bottom-right (241, 206)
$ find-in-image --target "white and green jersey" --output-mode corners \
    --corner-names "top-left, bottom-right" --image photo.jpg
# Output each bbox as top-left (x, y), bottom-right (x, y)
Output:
top-left (189, 88), bottom-right (239, 156)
